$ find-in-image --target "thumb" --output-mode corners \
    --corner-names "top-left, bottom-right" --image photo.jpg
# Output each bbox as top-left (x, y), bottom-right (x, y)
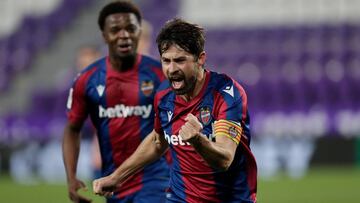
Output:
top-left (185, 113), bottom-right (196, 121)
top-left (79, 180), bottom-right (88, 191)
top-left (93, 180), bottom-right (101, 194)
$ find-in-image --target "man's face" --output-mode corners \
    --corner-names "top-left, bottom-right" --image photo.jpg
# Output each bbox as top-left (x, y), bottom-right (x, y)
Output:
top-left (102, 13), bottom-right (141, 59)
top-left (161, 45), bottom-right (200, 95)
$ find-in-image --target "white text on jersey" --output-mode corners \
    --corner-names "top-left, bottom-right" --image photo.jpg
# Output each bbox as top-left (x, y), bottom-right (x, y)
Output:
top-left (99, 104), bottom-right (152, 119)
top-left (164, 131), bottom-right (191, 146)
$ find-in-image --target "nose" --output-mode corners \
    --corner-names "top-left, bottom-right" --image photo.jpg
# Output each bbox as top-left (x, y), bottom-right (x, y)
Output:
top-left (118, 29), bottom-right (130, 38)
top-left (167, 61), bottom-right (179, 74)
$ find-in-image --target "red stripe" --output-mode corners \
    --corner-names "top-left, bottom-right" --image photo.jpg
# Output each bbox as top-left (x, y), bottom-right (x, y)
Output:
top-left (105, 58), bottom-right (143, 197)
top-left (67, 67), bottom-right (97, 125)
top-left (151, 66), bottom-right (166, 82)
top-left (172, 103), bottom-right (219, 203)
top-left (212, 90), bottom-right (228, 120)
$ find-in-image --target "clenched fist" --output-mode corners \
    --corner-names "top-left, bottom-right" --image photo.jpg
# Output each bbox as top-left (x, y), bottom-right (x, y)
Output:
top-left (179, 113), bottom-right (203, 142)
top-left (92, 175), bottom-right (117, 197)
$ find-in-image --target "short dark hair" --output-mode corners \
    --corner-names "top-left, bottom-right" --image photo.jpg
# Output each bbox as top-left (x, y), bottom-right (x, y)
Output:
top-left (98, 0), bottom-right (142, 31)
top-left (156, 18), bottom-right (205, 59)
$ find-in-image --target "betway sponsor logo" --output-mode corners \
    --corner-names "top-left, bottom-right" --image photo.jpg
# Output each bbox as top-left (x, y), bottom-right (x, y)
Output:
top-left (164, 131), bottom-right (215, 146)
top-left (164, 131), bottom-right (191, 146)
top-left (99, 104), bottom-right (152, 118)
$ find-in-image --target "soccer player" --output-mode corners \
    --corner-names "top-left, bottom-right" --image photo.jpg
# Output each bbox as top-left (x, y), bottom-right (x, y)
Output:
top-left (62, 1), bottom-right (169, 203)
top-left (93, 18), bottom-right (257, 203)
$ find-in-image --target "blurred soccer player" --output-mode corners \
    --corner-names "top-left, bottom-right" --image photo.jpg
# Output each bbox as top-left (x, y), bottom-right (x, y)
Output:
top-left (62, 1), bottom-right (169, 203)
top-left (93, 18), bottom-right (257, 203)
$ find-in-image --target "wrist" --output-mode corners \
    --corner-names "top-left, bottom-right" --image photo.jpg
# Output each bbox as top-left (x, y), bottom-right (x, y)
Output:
top-left (188, 133), bottom-right (202, 146)
top-left (66, 174), bottom-right (77, 183)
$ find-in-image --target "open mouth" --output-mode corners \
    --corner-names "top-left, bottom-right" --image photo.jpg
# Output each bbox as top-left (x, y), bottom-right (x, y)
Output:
top-left (169, 77), bottom-right (185, 90)
top-left (172, 80), bottom-right (184, 89)
top-left (117, 43), bottom-right (132, 53)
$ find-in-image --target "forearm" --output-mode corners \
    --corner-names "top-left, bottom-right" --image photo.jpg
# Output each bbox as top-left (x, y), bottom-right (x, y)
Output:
top-left (189, 135), bottom-right (234, 171)
top-left (110, 131), bottom-right (168, 184)
top-left (62, 125), bottom-right (81, 182)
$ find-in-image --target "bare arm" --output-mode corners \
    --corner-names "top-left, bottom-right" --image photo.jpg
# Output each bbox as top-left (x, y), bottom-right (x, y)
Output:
top-left (62, 121), bottom-right (91, 203)
top-left (180, 114), bottom-right (237, 171)
top-left (93, 129), bottom-right (168, 196)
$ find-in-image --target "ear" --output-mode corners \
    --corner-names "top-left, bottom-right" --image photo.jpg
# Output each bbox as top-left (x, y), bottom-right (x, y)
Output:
top-left (197, 51), bottom-right (206, 67)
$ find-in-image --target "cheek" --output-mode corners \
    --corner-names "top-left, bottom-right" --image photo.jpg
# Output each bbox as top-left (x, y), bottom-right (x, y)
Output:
top-left (182, 65), bottom-right (193, 77)
top-left (162, 67), bottom-right (169, 78)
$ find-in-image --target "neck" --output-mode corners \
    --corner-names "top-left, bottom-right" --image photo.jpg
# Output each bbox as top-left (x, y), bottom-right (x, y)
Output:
top-left (180, 68), bottom-right (206, 102)
top-left (109, 53), bottom-right (137, 72)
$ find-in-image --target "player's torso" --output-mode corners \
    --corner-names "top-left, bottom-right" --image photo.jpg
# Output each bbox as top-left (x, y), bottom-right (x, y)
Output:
top-left (85, 56), bottom-right (161, 168)
top-left (156, 73), bottom-right (222, 201)
top-left (157, 71), bottom-right (256, 203)
top-left (160, 93), bottom-right (216, 173)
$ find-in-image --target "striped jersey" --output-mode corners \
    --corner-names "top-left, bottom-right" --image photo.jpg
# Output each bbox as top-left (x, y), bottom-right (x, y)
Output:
top-left (66, 54), bottom-right (169, 198)
top-left (154, 70), bottom-right (257, 203)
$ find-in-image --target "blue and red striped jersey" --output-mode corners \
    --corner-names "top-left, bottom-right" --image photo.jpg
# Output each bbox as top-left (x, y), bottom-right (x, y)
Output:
top-left (154, 70), bottom-right (257, 203)
top-left (66, 54), bottom-right (169, 198)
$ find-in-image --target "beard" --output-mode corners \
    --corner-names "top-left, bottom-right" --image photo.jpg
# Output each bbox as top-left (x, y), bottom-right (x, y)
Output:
top-left (169, 70), bottom-right (197, 95)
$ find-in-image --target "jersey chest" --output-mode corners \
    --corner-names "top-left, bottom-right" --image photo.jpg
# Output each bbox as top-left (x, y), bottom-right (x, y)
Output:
top-left (86, 71), bottom-right (156, 107)
top-left (159, 95), bottom-right (217, 146)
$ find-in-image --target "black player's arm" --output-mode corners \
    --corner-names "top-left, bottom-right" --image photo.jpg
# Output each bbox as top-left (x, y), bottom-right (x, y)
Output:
top-left (62, 121), bottom-right (82, 182)
top-left (189, 133), bottom-right (237, 171)
top-left (108, 130), bottom-right (169, 184)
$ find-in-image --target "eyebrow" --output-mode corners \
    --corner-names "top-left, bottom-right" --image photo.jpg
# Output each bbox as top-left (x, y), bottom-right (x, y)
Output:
top-left (162, 55), bottom-right (188, 60)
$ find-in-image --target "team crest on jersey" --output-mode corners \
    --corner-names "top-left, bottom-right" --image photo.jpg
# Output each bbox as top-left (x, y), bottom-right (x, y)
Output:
top-left (229, 126), bottom-right (238, 138)
top-left (199, 107), bottom-right (212, 126)
top-left (141, 80), bottom-right (154, 96)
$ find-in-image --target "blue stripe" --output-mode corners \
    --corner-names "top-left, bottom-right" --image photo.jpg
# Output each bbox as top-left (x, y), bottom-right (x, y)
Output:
top-left (159, 92), bottom-right (187, 201)
top-left (86, 58), bottom-right (116, 176)
top-left (138, 56), bottom-right (170, 188)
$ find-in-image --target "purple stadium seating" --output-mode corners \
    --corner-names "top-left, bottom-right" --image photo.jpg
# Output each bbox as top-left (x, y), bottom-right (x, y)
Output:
top-left (1, 0), bottom-right (360, 144)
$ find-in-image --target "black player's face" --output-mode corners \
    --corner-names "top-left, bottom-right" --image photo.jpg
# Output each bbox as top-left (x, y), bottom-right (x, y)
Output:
top-left (102, 13), bottom-right (141, 59)
top-left (161, 45), bottom-right (204, 95)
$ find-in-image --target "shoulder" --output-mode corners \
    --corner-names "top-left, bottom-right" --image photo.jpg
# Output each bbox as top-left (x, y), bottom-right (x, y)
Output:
top-left (139, 55), bottom-right (165, 83)
top-left (75, 57), bottom-right (106, 81)
top-left (140, 54), bottom-right (162, 69)
top-left (209, 71), bottom-right (233, 90)
top-left (80, 57), bottom-right (106, 74)
top-left (209, 70), bottom-right (246, 99)
top-left (155, 81), bottom-right (172, 101)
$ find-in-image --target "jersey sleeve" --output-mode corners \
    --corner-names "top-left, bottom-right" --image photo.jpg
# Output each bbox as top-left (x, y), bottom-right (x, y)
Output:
top-left (66, 74), bottom-right (89, 126)
top-left (213, 77), bottom-right (249, 144)
top-left (216, 78), bottom-right (248, 122)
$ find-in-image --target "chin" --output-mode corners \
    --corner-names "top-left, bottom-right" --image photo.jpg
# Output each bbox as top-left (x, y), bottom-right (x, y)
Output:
top-left (116, 53), bottom-right (136, 60)
top-left (172, 87), bottom-right (189, 95)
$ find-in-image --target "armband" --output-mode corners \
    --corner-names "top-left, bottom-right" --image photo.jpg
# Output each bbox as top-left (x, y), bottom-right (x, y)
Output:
top-left (213, 119), bottom-right (242, 144)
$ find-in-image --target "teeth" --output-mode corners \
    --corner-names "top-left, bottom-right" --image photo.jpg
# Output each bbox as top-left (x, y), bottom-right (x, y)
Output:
top-left (172, 81), bottom-right (183, 89)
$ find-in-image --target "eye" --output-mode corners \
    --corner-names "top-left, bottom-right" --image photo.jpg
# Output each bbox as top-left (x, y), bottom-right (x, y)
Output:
top-left (110, 27), bottom-right (120, 34)
top-left (161, 58), bottom-right (170, 64)
top-left (127, 25), bottom-right (138, 33)
top-left (174, 57), bottom-right (186, 64)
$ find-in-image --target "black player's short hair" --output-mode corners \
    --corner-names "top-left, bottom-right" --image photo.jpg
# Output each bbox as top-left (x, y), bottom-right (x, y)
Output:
top-left (98, 0), bottom-right (142, 31)
top-left (156, 18), bottom-right (205, 60)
